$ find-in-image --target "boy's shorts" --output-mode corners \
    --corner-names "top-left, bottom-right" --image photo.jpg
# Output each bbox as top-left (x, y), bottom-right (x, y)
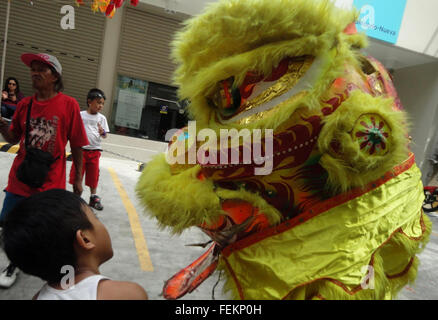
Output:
top-left (69, 149), bottom-right (101, 189)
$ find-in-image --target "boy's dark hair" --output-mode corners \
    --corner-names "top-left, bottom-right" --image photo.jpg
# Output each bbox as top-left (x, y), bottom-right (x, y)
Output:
top-left (1, 189), bottom-right (92, 284)
top-left (86, 88), bottom-right (106, 107)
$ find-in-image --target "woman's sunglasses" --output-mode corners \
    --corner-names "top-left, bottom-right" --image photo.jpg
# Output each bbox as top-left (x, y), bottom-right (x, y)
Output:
top-left (8, 82), bottom-right (17, 86)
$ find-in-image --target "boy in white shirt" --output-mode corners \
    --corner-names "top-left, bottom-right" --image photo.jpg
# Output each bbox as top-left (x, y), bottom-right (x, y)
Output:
top-left (69, 88), bottom-right (109, 210)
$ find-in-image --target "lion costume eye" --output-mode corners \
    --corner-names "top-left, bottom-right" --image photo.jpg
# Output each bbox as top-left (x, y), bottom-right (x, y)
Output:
top-left (208, 77), bottom-right (242, 117)
top-left (207, 56), bottom-right (316, 124)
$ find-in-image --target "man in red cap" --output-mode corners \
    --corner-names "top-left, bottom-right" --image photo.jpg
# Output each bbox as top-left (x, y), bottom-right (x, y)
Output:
top-left (0, 53), bottom-right (89, 288)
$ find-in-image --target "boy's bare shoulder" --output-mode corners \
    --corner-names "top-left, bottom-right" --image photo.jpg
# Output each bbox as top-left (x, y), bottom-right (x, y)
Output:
top-left (97, 279), bottom-right (148, 300)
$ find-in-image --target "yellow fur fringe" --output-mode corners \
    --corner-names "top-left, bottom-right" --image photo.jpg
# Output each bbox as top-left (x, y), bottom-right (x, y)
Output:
top-left (136, 154), bottom-right (283, 232)
top-left (171, 0), bottom-right (367, 131)
top-left (136, 154), bottom-right (223, 234)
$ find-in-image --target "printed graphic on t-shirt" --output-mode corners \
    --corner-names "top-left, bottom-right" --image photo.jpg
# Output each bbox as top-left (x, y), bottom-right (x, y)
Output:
top-left (28, 116), bottom-right (59, 154)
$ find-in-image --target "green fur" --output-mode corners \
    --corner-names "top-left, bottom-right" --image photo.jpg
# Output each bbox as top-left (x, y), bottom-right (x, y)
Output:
top-left (173, 0), bottom-right (359, 85)
top-left (182, 45), bottom-right (356, 135)
top-left (136, 154), bottom-right (224, 234)
top-left (136, 154), bottom-right (282, 232)
top-left (171, 0), bottom-right (366, 130)
top-left (318, 91), bottom-right (410, 192)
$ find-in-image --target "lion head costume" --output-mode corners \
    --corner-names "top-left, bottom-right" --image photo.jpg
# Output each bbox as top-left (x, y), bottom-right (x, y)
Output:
top-left (136, 0), bottom-right (430, 300)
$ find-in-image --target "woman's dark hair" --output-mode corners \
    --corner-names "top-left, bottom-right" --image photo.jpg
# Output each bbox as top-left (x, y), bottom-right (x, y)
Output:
top-left (86, 88), bottom-right (106, 107)
top-left (3, 77), bottom-right (21, 94)
top-left (1, 189), bottom-right (92, 284)
top-left (48, 66), bottom-right (64, 92)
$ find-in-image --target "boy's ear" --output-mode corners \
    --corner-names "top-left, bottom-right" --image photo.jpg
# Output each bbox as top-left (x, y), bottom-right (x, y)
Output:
top-left (75, 229), bottom-right (96, 251)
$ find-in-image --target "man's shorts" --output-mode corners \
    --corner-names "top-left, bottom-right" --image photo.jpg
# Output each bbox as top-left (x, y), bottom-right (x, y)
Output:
top-left (0, 191), bottom-right (26, 225)
top-left (69, 149), bottom-right (101, 189)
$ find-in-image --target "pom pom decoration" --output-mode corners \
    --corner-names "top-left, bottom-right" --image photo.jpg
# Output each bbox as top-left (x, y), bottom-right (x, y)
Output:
top-left (75, 0), bottom-right (138, 17)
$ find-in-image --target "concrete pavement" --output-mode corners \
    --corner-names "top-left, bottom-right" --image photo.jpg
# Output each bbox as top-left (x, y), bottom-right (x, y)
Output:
top-left (0, 137), bottom-right (437, 300)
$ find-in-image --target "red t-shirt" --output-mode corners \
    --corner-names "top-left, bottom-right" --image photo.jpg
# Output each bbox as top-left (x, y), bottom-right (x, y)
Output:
top-left (6, 93), bottom-right (89, 197)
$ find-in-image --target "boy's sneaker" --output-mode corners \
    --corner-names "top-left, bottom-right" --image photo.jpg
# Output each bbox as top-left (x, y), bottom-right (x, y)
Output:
top-left (89, 195), bottom-right (103, 211)
top-left (0, 264), bottom-right (19, 288)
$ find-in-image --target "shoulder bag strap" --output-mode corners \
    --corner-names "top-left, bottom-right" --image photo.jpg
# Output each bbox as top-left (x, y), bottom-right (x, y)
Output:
top-left (24, 98), bottom-right (32, 148)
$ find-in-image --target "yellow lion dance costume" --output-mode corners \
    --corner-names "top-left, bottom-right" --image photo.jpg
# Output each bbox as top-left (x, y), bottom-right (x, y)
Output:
top-left (136, 0), bottom-right (431, 300)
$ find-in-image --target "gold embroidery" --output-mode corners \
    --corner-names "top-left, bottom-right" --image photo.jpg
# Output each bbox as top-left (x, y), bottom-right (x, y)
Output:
top-left (238, 56), bottom-right (314, 115)
top-left (211, 56), bottom-right (315, 123)
top-left (238, 91), bottom-right (308, 125)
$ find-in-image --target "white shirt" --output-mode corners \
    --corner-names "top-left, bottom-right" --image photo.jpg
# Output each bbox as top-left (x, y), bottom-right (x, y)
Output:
top-left (36, 275), bottom-right (110, 300)
top-left (81, 111), bottom-right (110, 150)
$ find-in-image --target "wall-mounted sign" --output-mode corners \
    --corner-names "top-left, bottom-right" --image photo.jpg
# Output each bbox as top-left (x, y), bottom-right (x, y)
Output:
top-left (354, 0), bottom-right (407, 44)
top-left (114, 75), bottom-right (148, 130)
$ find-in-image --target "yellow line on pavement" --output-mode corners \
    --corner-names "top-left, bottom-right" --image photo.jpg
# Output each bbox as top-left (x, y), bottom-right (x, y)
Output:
top-left (0, 142), bottom-right (19, 154)
top-left (8, 144), bottom-right (19, 153)
top-left (0, 143), bottom-right (71, 159)
top-left (108, 167), bottom-right (154, 272)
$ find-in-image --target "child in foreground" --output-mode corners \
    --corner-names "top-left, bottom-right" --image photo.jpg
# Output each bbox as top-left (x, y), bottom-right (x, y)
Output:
top-left (1, 189), bottom-right (148, 300)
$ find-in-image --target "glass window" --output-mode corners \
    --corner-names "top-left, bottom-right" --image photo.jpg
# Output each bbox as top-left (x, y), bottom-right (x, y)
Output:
top-left (110, 75), bottom-right (188, 142)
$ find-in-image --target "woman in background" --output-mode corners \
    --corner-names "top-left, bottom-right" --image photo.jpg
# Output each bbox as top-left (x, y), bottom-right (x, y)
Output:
top-left (2, 77), bottom-right (24, 119)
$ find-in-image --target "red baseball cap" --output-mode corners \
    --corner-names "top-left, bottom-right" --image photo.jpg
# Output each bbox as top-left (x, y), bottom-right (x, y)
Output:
top-left (21, 53), bottom-right (63, 75)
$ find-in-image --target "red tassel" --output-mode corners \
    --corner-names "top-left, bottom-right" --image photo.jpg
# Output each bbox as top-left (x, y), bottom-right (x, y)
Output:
top-left (114, 0), bottom-right (123, 8)
top-left (130, 0), bottom-right (139, 6)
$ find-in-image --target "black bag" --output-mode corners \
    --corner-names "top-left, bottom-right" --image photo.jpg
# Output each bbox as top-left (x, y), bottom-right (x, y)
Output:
top-left (16, 99), bottom-right (58, 188)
